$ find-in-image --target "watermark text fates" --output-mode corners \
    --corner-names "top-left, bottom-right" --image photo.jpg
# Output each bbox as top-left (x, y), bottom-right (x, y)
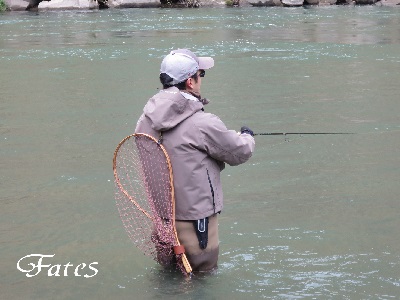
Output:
top-left (17, 254), bottom-right (98, 278)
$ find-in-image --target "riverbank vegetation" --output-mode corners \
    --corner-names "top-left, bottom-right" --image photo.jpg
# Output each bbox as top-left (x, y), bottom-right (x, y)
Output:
top-left (0, 0), bottom-right (8, 11)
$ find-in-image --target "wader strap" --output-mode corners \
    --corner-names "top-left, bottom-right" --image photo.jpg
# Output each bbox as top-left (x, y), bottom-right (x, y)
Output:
top-left (193, 217), bottom-right (209, 249)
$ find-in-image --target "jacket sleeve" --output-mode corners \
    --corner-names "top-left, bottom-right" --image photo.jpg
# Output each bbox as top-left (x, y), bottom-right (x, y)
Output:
top-left (195, 113), bottom-right (255, 166)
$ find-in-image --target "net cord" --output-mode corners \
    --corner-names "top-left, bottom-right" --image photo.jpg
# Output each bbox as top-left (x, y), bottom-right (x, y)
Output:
top-left (113, 134), bottom-right (152, 220)
top-left (113, 133), bottom-right (192, 275)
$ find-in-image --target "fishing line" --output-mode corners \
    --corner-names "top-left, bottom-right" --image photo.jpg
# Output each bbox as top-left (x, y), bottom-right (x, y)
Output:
top-left (254, 132), bottom-right (355, 136)
top-left (253, 132), bottom-right (355, 149)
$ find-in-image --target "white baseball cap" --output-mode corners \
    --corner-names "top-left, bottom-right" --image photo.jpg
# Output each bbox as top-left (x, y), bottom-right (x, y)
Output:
top-left (160, 49), bottom-right (214, 85)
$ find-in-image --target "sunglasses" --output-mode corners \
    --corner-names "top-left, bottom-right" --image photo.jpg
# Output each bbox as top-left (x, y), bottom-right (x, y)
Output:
top-left (199, 70), bottom-right (205, 78)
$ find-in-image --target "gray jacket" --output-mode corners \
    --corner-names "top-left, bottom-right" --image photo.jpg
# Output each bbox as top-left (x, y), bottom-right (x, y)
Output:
top-left (135, 87), bottom-right (255, 220)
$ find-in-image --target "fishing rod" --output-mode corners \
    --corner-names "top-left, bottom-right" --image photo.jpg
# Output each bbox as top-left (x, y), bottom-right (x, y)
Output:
top-left (254, 132), bottom-right (354, 136)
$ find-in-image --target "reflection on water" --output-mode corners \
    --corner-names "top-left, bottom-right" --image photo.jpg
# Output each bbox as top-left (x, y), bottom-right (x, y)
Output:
top-left (1, 7), bottom-right (400, 53)
top-left (1, 6), bottom-right (400, 300)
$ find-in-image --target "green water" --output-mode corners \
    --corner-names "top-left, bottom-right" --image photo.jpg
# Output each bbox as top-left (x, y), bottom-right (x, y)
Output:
top-left (1, 6), bottom-right (400, 299)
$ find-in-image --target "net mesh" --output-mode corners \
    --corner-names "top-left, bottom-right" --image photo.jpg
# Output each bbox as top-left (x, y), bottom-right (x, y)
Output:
top-left (113, 133), bottom-right (191, 275)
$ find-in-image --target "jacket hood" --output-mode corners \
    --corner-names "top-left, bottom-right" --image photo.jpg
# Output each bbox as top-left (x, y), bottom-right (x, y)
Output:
top-left (143, 87), bottom-right (206, 132)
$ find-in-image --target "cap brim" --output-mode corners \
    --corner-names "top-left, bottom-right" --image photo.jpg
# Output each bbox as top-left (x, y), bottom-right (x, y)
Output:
top-left (198, 57), bottom-right (214, 70)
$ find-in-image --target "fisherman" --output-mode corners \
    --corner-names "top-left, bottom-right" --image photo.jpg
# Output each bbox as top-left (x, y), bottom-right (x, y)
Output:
top-left (135, 49), bottom-right (255, 272)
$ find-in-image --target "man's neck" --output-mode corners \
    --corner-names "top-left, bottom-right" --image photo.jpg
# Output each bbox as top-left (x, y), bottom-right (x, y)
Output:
top-left (182, 89), bottom-right (201, 100)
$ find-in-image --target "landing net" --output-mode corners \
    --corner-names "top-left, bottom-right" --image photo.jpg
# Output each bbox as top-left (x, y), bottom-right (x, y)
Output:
top-left (113, 133), bottom-right (192, 276)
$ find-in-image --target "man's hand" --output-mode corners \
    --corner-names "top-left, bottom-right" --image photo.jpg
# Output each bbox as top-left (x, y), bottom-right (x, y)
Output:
top-left (240, 126), bottom-right (254, 137)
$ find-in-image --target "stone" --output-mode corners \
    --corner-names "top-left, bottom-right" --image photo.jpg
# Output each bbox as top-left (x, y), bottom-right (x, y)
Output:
top-left (281, 0), bottom-right (303, 5)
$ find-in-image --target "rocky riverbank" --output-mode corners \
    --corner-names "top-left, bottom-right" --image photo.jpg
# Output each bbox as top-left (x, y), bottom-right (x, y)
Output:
top-left (4, 0), bottom-right (400, 12)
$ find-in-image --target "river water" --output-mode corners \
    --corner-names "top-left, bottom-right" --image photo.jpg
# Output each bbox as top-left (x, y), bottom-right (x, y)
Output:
top-left (1, 6), bottom-right (400, 299)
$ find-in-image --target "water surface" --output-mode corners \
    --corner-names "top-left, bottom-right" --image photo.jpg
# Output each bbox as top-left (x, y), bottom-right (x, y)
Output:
top-left (1, 6), bottom-right (400, 299)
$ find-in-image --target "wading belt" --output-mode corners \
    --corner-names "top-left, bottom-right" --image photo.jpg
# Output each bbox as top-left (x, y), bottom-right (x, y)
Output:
top-left (193, 217), bottom-right (209, 249)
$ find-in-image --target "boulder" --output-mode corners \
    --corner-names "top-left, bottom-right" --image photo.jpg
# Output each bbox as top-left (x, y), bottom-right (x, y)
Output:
top-left (354, 0), bottom-right (376, 3)
top-left (248, 0), bottom-right (282, 6)
top-left (318, 0), bottom-right (336, 4)
top-left (281, 0), bottom-right (303, 5)
top-left (5, 0), bottom-right (29, 10)
top-left (111, 0), bottom-right (160, 7)
top-left (304, 0), bottom-right (319, 4)
top-left (6, 0), bottom-right (161, 9)
top-left (38, 0), bottom-right (97, 9)
top-left (380, 0), bottom-right (400, 5)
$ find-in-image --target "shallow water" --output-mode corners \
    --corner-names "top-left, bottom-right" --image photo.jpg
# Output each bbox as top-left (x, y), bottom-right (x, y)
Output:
top-left (1, 6), bottom-right (400, 299)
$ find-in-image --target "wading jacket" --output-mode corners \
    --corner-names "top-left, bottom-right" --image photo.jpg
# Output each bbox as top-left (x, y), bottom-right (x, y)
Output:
top-left (135, 87), bottom-right (255, 220)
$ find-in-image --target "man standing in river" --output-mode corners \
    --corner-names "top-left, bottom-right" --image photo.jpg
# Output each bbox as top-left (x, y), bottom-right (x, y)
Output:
top-left (135, 49), bottom-right (255, 272)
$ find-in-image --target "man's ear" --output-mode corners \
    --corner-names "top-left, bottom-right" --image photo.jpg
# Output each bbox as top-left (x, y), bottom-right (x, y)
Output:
top-left (186, 78), bottom-right (194, 90)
